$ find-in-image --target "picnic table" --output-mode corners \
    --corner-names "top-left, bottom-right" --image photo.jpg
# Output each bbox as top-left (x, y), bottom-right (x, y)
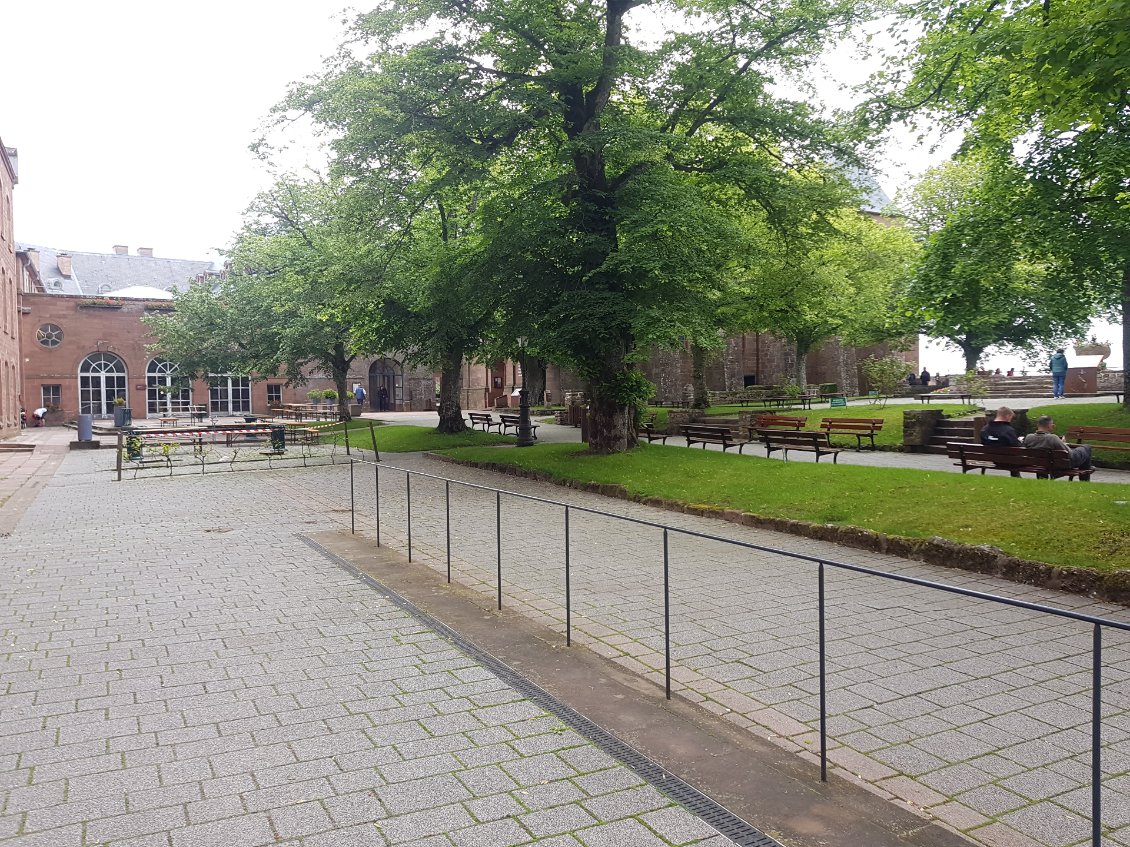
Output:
top-left (759, 395), bottom-right (813, 410)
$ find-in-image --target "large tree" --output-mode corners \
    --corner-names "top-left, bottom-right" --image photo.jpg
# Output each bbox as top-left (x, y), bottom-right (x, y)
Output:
top-left (870, 0), bottom-right (1129, 404)
top-left (902, 153), bottom-right (1098, 371)
top-left (286, 0), bottom-right (877, 451)
top-left (147, 179), bottom-right (375, 420)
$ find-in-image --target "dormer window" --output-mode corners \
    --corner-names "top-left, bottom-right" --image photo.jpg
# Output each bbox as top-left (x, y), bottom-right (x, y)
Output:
top-left (98, 284), bottom-right (112, 295)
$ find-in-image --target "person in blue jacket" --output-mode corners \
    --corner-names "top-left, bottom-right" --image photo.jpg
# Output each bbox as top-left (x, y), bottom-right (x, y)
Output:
top-left (1049, 348), bottom-right (1069, 399)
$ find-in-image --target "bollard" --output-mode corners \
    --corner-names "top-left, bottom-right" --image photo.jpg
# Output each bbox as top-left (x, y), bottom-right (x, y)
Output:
top-left (77, 414), bottom-right (94, 442)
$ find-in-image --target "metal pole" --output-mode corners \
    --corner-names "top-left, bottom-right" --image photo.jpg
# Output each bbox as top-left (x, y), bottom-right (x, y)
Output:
top-left (115, 430), bottom-right (124, 482)
top-left (375, 463), bottom-right (381, 547)
top-left (663, 528), bottom-right (671, 701)
top-left (368, 420), bottom-right (380, 462)
top-left (344, 417), bottom-right (351, 456)
top-left (349, 459), bottom-right (355, 534)
top-left (819, 561), bottom-right (827, 782)
top-left (496, 491), bottom-right (502, 610)
top-left (1092, 622), bottom-right (1102, 847)
top-left (445, 480), bottom-right (451, 583)
top-left (407, 472), bottom-right (413, 563)
top-left (565, 506), bottom-right (571, 647)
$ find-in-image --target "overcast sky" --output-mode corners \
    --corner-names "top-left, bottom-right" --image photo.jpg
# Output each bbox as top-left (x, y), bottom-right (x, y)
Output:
top-left (2, 2), bottom-right (1118, 371)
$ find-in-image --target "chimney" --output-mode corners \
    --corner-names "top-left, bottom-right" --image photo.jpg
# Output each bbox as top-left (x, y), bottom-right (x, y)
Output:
top-left (112, 244), bottom-right (128, 255)
top-left (25, 248), bottom-right (39, 271)
top-left (137, 247), bottom-right (153, 257)
top-left (57, 253), bottom-right (73, 277)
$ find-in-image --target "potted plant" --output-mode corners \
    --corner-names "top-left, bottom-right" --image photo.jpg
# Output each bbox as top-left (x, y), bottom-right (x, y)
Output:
top-left (306, 389), bottom-right (322, 405)
top-left (111, 395), bottom-right (132, 428)
top-left (322, 388), bottom-right (338, 407)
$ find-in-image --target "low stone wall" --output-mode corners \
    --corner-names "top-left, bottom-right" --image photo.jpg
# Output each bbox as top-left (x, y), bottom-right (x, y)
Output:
top-left (664, 409), bottom-right (704, 434)
top-left (902, 409), bottom-right (942, 449)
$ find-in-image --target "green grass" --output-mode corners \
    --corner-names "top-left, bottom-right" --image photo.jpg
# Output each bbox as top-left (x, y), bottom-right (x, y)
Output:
top-left (650, 403), bottom-right (978, 449)
top-left (444, 442), bottom-right (1130, 573)
top-left (323, 421), bottom-right (513, 452)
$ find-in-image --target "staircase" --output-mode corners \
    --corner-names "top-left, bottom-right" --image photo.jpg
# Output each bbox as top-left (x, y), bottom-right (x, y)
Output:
top-left (926, 418), bottom-right (977, 455)
top-left (977, 375), bottom-right (1054, 398)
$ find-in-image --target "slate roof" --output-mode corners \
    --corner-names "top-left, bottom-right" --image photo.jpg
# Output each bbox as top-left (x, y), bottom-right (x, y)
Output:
top-left (17, 244), bottom-right (217, 297)
top-left (843, 166), bottom-right (895, 215)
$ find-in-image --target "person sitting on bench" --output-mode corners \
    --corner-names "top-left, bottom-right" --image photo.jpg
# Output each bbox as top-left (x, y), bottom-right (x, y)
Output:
top-left (1023, 415), bottom-right (1093, 470)
top-left (980, 407), bottom-right (1021, 447)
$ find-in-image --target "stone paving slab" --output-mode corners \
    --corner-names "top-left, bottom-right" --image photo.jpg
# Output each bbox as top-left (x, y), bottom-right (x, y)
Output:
top-left (315, 451), bottom-right (1128, 847)
top-left (0, 446), bottom-right (741, 847)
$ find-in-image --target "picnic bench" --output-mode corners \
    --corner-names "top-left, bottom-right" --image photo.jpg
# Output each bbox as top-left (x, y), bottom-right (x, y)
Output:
top-left (755, 429), bottom-right (842, 463)
top-left (188, 405), bottom-right (209, 423)
top-left (760, 395), bottom-right (813, 410)
top-left (819, 418), bottom-right (884, 450)
top-left (498, 413), bottom-right (539, 439)
top-left (682, 424), bottom-right (750, 453)
top-left (946, 442), bottom-right (1094, 481)
top-left (467, 412), bottom-right (502, 432)
top-left (919, 392), bottom-right (973, 405)
top-left (1064, 426), bottom-right (1130, 455)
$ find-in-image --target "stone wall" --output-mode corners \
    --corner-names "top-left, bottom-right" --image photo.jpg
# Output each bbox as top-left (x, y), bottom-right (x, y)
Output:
top-left (0, 146), bottom-right (19, 437)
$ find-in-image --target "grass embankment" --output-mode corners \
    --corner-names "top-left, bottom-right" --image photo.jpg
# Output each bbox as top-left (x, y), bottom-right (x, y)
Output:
top-left (650, 403), bottom-right (978, 449)
top-left (445, 443), bottom-right (1130, 573)
top-left (324, 421), bottom-right (513, 452)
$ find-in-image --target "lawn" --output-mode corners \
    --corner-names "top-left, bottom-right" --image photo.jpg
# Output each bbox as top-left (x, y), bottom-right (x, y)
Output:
top-left (650, 403), bottom-right (978, 449)
top-left (322, 421), bottom-right (513, 452)
top-left (444, 442), bottom-right (1130, 573)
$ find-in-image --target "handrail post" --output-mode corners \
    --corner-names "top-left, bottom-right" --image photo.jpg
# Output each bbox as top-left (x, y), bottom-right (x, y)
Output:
top-left (349, 458), bottom-right (355, 534)
top-left (819, 561), bottom-right (827, 782)
top-left (663, 528), bottom-right (671, 701)
top-left (374, 463), bottom-right (381, 547)
top-left (406, 472), bottom-right (412, 562)
top-left (1092, 622), bottom-right (1102, 847)
top-left (115, 430), bottom-right (123, 482)
top-left (501, 490), bottom-right (506, 609)
top-left (565, 506), bottom-right (571, 647)
top-left (445, 480), bottom-right (451, 583)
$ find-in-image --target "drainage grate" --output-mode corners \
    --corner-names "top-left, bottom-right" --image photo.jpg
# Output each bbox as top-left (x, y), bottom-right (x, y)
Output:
top-left (301, 534), bottom-right (784, 847)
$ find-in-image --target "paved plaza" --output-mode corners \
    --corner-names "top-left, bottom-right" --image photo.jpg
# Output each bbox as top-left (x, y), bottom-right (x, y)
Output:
top-left (2, 420), bottom-right (1129, 847)
top-left (0, 441), bottom-right (741, 847)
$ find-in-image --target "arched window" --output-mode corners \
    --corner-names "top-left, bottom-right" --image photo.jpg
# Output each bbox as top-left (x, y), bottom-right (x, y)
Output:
top-left (78, 353), bottom-right (127, 417)
top-left (146, 359), bottom-right (191, 416)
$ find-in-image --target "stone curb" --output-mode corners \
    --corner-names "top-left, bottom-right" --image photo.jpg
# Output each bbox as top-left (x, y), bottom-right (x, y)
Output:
top-left (434, 455), bottom-right (1130, 606)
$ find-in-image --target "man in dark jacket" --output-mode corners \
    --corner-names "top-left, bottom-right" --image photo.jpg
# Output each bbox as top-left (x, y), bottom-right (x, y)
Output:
top-left (980, 407), bottom-right (1021, 447)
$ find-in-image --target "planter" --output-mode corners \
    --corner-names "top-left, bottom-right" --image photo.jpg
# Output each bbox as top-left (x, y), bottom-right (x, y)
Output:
top-left (1074, 343), bottom-right (1111, 361)
top-left (113, 406), bottom-right (133, 428)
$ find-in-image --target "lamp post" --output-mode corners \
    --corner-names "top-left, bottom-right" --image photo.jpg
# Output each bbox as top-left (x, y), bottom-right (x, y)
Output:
top-left (516, 338), bottom-right (536, 448)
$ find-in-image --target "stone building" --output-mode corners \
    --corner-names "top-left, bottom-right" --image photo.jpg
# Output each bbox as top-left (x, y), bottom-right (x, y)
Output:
top-left (17, 244), bottom-right (436, 421)
top-left (1, 139), bottom-right (21, 437)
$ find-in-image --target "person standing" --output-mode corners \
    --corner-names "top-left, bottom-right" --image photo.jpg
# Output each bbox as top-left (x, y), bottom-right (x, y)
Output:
top-left (353, 383), bottom-right (366, 408)
top-left (1023, 415), bottom-right (1092, 469)
top-left (1049, 348), bottom-right (1069, 399)
top-left (377, 386), bottom-right (389, 411)
top-left (919, 368), bottom-right (931, 386)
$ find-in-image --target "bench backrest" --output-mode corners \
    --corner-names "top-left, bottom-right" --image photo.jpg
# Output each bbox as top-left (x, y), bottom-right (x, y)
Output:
top-left (468, 413), bottom-right (494, 422)
top-left (756, 429), bottom-right (832, 446)
top-left (946, 443), bottom-right (1072, 471)
top-left (753, 415), bottom-right (806, 429)
top-left (683, 424), bottom-right (733, 437)
top-left (1065, 426), bottom-right (1130, 445)
top-left (820, 418), bottom-right (883, 431)
top-left (499, 414), bottom-right (520, 422)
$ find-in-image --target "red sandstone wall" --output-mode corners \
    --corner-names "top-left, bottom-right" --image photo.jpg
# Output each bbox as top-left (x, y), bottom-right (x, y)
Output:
top-left (0, 152), bottom-right (19, 436)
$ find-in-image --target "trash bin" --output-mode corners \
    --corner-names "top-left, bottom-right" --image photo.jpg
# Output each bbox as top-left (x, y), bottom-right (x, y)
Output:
top-left (270, 425), bottom-right (286, 452)
top-left (77, 414), bottom-right (94, 442)
top-left (113, 406), bottom-right (132, 428)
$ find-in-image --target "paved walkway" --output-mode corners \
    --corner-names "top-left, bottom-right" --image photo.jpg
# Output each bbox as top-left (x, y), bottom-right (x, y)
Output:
top-left (0, 436), bottom-right (739, 847)
top-left (319, 448), bottom-right (1130, 847)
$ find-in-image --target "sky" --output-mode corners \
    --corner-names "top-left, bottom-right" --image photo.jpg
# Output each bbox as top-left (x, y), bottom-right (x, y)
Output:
top-left (1, 1), bottom-right (1120, 373)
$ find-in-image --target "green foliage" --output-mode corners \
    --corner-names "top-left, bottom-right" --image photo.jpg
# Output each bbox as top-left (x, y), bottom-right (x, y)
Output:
top-left (445, 443), bottom-right (1130, 573)
top-left (954, 371), bottom-right (989, 401)
top-left (321, 389), bottom-right (338, 401)
top-left (860, 354), bottom-right (911, 395)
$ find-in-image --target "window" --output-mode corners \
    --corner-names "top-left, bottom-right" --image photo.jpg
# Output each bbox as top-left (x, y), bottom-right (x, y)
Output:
top-left (146, 359), bottom-right (192, 415)
top-left (78, 353), bottom-right (127, 416)
top-left (266, 384), bottom-right (282, 406)
top-left (36, 324), bottom-right (64, 348)
top-left (97, 284), bottom-right (112, 294)
top-left (41, 385), bottom-right (61, 409)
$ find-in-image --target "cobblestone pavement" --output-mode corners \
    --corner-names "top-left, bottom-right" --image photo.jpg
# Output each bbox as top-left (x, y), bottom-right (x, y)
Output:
top-left (308, 451), bottom-right (1129, 847)
top-left (0, 447), bottom-right (740, 847)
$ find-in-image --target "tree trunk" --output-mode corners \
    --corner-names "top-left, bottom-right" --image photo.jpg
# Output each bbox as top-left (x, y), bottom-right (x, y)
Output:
top-left (958, 342), bottom-right (984, 373)
top-left (1122, 260), bottom-right (1129, 410)
top-left (436, 352), bottom-right (467, 433)
top-left (587, 380), bottom-right (637, 453)
top-left (518, 353), bottom-right (548, 406)
top-left (794, 342), bottom-right (809, 388)
top-left (691, 343), bottom-right (710, 409)
top-left (330, 342), bottom-right (353, 422)
top-left (836, 343), bottom-right (858, 395)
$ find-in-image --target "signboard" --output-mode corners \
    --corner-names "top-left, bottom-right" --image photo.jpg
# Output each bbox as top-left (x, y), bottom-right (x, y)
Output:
top-left (829, 396), bottom-right (848, 408)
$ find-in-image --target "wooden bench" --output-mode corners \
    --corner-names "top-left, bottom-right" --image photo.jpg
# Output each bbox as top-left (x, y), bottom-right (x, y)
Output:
top-left (1064, 426), bottom-right (1130, 455)
top-left (752, 414), bottom-right (806, 430)
top-left (498, 413), bottom-right (539, 439)
top-left (1098, 391), bottom-right (1123, 404)
top-left (820, 417), bottom-right (883, 450)
top-left (755, 429), bottom-right (842, 463)
top-left (467, 412), bottom-right (502, 433)
top-left (188, 405), bottom-right (209, 423)
top-left (638, 422), bottom-right (668, 444)
top-left (301, 421), bottom-right (341, 445)
top-left (946, 442), bottom-right (1094, 481)
top-left (682, 424), bottom-right (750, 453)
top-left (919, 392), bottom-right (973, 405)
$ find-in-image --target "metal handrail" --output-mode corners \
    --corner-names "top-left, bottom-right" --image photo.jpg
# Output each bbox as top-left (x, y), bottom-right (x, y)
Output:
top-left (339, 455), bottom-right (1123, 847)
